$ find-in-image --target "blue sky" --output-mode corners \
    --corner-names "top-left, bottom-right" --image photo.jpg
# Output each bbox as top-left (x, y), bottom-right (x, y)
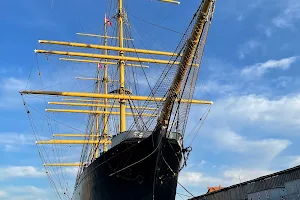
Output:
top-left (1, 0), bottom-right (300, 199)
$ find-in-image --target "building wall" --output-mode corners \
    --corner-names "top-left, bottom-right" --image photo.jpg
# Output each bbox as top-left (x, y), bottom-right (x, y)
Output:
top-left (190, 166), bottom-right (300, 200)
top-left (248, 187), bottom-right (286, 200)
top-left (247, 180), bottom-right (300, 200)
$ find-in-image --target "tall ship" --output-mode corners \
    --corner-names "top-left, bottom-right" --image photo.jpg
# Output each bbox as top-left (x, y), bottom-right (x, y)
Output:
top-left (20, 0), bottom-right (216, 199)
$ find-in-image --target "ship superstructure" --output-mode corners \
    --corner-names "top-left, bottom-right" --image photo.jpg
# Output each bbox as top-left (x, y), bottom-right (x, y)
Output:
top-left (20, 0), bottom-right (215, 199)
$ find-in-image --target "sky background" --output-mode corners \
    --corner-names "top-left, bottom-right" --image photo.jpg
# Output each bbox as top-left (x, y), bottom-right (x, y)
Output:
top-left (1, 0), bottom-right (300, 199)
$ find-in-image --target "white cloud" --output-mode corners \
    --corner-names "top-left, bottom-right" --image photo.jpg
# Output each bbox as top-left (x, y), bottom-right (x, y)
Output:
top-left (63, 167), bottom-right (79, 177)
top-left (179, 172), bottom-right (225, 187)
top-left (0, 77), bottom-right (34, 109)
top-left (0, 166), bottom-right (77, 198)
top-left (211, 94), bottom-right (300, 131)
top-left (196, 56), bottom-right (298, 96)
top-left (0, 133), bottom-right (37, 152)
top-left (1, 77), bottom-right (28, 91)
top-left (4, 145), bottom-right (16, 152)
top-left (241, 56), bottom-right (298, 77)
top-left (0, 64), bottom-right (23, 75)
top-left (186, 94), bottom-right (300, 169)
top-left (237, 14), bottom-right (244, 21)
top-left (0, 133), bottom-right (34, 145)
top-left (264, 27), bottom-right (272, 37)
top-left (0, 190), bottom-right (7, 198)
top-left (272, 76), bottom-right (293, 88)
top-left (272, 0), bottom-right (300, 28)
top-left (199, 160), bottom-right (207, 165)
top-left (223, 168), bottom-right (274, 183)
top-left (257, 25), bottom-right (272, 37)
top-left (219, 0), bottom-right (262, 22)
top-left (0, 132), bottom-right (50, 152)
top-left (288, 156), bottom-right (300, 168)
top-left (179, 168), bottom-right (274, 189)
top-left (197, 80), bottom-right (237, 96)
top-left (0, 186), bottom-right (53, 200)
top-left (212, 128), bottom-right (290, 160)
top-left (5, 186), bottom-right (45, 194)
top-left (0, 166), bottom-right (45, 180)
top-left (183, 79), bottom-right (300, 193)
top-left (238, 40), bottom-right (260, 60)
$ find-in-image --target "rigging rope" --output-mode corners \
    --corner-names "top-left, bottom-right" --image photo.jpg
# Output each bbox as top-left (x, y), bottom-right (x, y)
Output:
top-left (178, 181), bottom-right (195, 198)
top-left (35, 52), bottom-right (72, 198)
top-left (129, 14), bottom-right (184, 35)
top-left (22, 96), bottom-right (64, 200)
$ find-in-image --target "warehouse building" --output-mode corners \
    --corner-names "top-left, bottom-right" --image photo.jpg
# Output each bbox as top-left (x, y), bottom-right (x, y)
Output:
top-left (189, 165), bottom-right (300, 200)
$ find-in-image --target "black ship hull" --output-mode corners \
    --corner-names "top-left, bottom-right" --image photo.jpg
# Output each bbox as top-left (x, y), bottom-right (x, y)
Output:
top-left (72, 128), bottom-right (183, 200)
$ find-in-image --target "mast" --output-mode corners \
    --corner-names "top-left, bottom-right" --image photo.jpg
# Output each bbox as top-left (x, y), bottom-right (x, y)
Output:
top-left (103, 15), bottom-right (109, 152)
top-left (93, 15), bottom-right (110, 156)
top-left (118, 0), bottom-right (126, 133)
top-left (91, 17), bottom-right (107, 158)
top-left (157, 0), bottom-right (215, 128)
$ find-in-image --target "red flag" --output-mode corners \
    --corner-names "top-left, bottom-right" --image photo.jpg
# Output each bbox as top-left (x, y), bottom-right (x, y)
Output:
top-left (105, 14), bottom-right (112, 26)
top-left (97, 63), bottom-right (102, 69)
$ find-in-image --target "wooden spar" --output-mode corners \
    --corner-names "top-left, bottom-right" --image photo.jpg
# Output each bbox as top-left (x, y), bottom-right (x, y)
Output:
top-left (76, 33), bottom-right (134, 41)
top-left (45, 109), bottom-right (158, 117)
top-left (20, 90), bottom-right (213, 105)
top-left (34, 49), bottom-right (179, 65)
top-left (159, 0), bottom-right (180, 4)
top-left (118, 0), bottom-right (126, 133)
top-left (59, 58), bottom-right (199, 67)
top-left (102, 20), bottom-right (109, 152)
top-left (36, 140), bottom-right (112, 145)
top-left (52, 134), bottom-right (113, 137)
top-left (38, 40), bottom-right (180, 56)
top-left (44, 163), bottom-right (87, 167)
top-left (60, 58), bottom-right (150, 68)
top-left (48, 102), bottom-right (158, 110)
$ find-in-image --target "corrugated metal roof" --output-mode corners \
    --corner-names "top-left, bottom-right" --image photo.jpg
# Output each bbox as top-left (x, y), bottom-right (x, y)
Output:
top-left (189, 165), bottom-right (300, 200)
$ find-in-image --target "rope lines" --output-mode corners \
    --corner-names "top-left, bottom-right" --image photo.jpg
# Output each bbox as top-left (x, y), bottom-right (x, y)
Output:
top-left (129, 14), bottom-right (184, 35)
